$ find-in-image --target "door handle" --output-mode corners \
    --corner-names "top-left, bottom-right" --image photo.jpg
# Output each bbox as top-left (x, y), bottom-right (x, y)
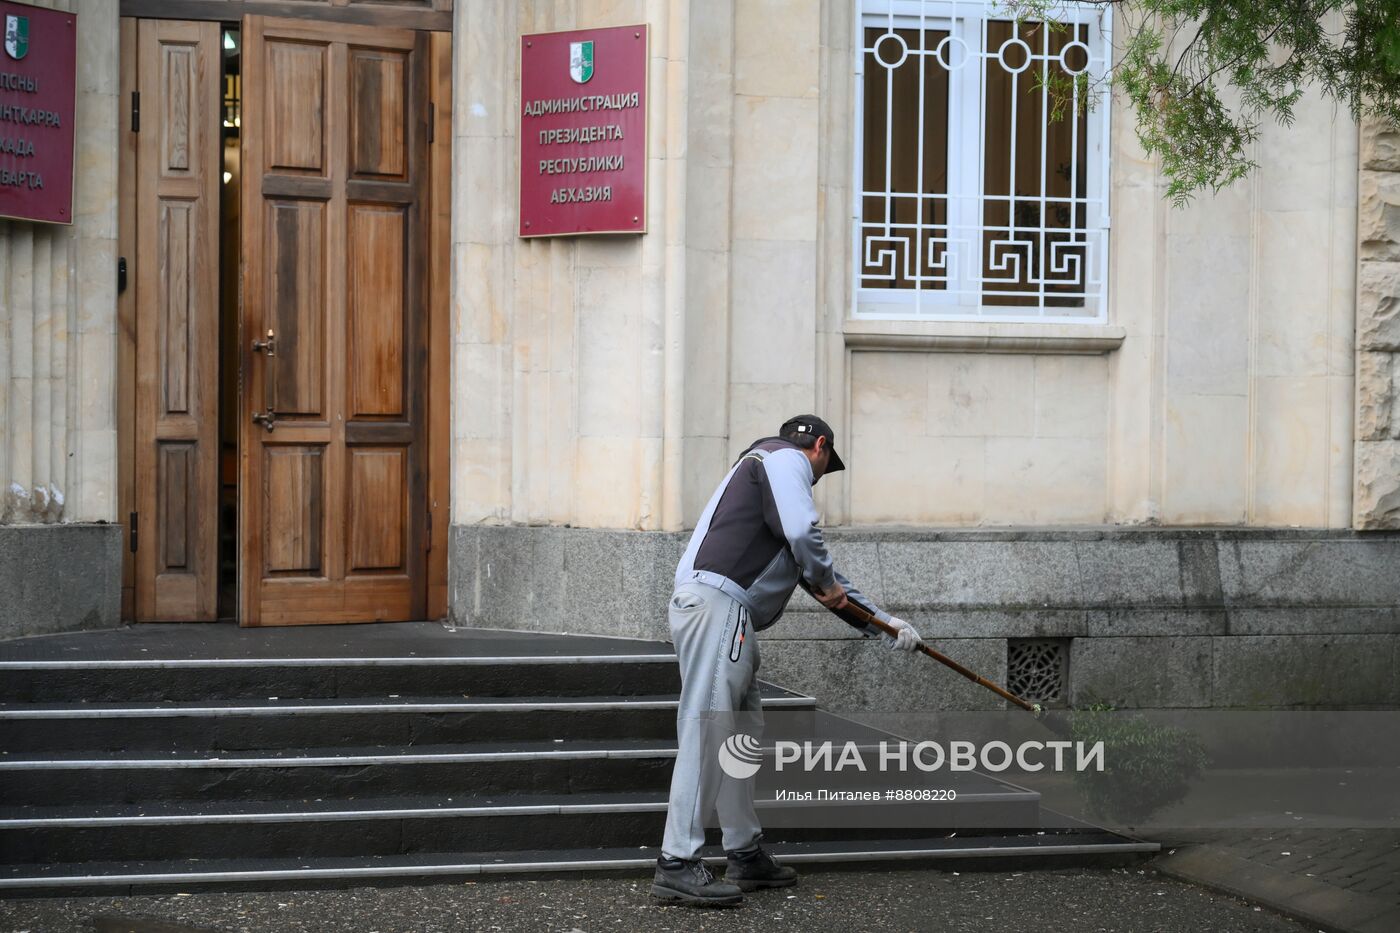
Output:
top-left (251, 408), bottom-right (277, 432)
top-left (252, 329), bottom-right (276, 357)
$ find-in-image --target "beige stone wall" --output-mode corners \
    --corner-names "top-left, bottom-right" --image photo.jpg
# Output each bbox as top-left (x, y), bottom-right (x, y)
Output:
top-left (725, 0), bottom-right (820, 458)
top-left (1138, 86), bottom-right (1357, 528)
top-left (848, 351), bottom-right (1112, 524)
top-left (452, 0), bottom-right (736, 531)
top-left (0, 0), bottom-right (119, 525)
top-left (1355, 117), bottom-right (1400, 528)
top-left (451, 1), bottom-right (1360, 531)
top-left (831, 12), bottom-right (1357, 528)
top-left (822, 6), bottom-right (1357, 528)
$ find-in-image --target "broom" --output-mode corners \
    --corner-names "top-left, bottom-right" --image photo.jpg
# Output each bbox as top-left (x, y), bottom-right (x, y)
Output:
top-left (800, 580), bottom-right (1072, 736)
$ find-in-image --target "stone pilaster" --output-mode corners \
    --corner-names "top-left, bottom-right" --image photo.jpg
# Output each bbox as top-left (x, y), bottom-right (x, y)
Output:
top-left (1356, 117), bottom-right (1400, 528)
top-left (0, 0), bottom-right (119, 527)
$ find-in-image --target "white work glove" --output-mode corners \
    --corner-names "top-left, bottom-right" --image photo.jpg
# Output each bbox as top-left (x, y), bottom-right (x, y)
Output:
top-left (882, 617), bottom-right (921, 652)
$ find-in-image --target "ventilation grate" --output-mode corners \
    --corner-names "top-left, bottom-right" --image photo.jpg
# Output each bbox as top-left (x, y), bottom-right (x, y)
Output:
top-left (1006, 638), bottom-right (1069, 707)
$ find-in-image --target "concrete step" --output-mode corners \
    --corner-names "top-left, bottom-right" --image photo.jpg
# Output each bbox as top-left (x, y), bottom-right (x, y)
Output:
top-left (0, 739), bottom-right (685, 806)
top-left (0, 789), bottom-right (1041, 864)
top-left (0, 832), bottom-right (1159, 897)
top-left (0, 626), bottom-right (1158, 899)
top-left (0, 654), bottom-right (683, 703)
top-left (0, 689), bottom-right (816, 751)
top-left (0, 732), bottom-right (1036, 807)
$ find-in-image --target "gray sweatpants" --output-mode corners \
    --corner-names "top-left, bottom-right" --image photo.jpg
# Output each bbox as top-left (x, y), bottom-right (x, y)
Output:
top-left (660, 580), bottom-right (764, 861)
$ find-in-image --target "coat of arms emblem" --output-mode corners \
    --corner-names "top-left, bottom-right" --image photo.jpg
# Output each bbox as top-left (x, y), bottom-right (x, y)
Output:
top-left (569, 40), bottom-right (594, 84)
top-left (4, 14), bottom-right (29, 61)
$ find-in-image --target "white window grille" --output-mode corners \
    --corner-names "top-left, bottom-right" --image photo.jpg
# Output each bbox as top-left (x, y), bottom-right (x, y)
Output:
top-left (854, 0), bottom-right (1112, 322)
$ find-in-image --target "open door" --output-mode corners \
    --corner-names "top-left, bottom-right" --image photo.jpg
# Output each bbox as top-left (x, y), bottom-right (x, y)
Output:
top-left (132, 20), bottom-right (222, 622)
top-left (239, 16), bottom-right (430, 626)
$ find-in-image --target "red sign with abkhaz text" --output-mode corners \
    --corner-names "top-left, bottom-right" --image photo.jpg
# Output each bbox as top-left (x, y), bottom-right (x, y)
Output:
top-left (0, 0), bottom-right (76, 225)
top-left (519, 24), bottom-right (648, 238)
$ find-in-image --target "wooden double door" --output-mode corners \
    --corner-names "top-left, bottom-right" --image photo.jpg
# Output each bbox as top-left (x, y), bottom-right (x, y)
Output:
top-left (129, 15), bottom-right (445, 625)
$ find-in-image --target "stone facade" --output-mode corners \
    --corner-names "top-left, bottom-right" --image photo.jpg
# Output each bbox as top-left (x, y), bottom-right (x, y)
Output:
top-left (0, 0), bottom-right (120, 528)
top-left (0, 0), bottom-right (121, 638)
top-left (452, 525), bottom-right (1400, 710)
top-left (450, 1), bottom-right (1361, 532)
top-left (0, 524), bottom-right (121, 639)
top-left (452, 0), bottom-right (701, 531)
top-left (0, 0), bottom-right (1388, 686)
top-left (441, 2), bottom-right (1391, 711)
top-left (1356, 117), bottom-right (1400, 528)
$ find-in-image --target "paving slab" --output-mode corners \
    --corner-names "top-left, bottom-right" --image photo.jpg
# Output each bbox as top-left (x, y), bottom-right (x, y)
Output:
top-left (1153, 830), bottom-right (1400, 933)
top-left (0, 865), bottom-right (1316, 932)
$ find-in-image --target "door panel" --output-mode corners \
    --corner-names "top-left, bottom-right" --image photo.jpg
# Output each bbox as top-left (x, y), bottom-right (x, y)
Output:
top-left (266, 199), bottom-right (327, 415)
top-left (158, 443), bottom-right (194, 570)
top-left (349, 448), bottom-right (406, 572)
top-left (134, 20), bottom-right (221, 622)
top-left (350, 50), bottom-right (408, 178)
top-left (240, 15), bottom-right (428, 626)
top-left (348, 205), bottom-right (406, 417)
top-left (265, 41), bottom-right (327, 173)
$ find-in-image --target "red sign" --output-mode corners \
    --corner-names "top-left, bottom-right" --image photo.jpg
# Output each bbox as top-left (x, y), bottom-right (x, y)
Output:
top-left (0, 1), bottom-right (75, 225)
top-left (519, 24), bottom-right (648, 238)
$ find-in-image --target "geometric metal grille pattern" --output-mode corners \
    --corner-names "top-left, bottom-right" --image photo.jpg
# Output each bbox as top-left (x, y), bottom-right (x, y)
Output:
top-left (1006, 637), bottom-right (1069, 706)
top-left (855, 1), bottom-right (1113, 322)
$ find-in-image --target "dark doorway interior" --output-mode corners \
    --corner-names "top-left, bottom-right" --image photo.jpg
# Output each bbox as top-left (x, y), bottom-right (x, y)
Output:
top-left (217, 25), bottom-right (241, 621)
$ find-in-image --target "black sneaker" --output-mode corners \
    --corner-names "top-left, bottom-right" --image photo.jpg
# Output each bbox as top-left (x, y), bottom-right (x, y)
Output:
top-left (651, 856), bottom-right (744, 907)
top-left (724, 843), bottom-right (799, 891)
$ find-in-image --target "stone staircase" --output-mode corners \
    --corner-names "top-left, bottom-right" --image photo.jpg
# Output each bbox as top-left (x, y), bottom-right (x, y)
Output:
top-left (0, 624), bottom-right (1156, 896)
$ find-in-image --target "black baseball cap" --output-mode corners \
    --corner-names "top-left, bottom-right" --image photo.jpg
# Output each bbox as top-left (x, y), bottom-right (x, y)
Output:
top-left (780, 414), bottom-right (846, 473)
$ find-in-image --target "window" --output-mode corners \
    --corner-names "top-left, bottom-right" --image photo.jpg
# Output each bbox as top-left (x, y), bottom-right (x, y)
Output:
top-left (855, 1), bottom-right (1112, 322)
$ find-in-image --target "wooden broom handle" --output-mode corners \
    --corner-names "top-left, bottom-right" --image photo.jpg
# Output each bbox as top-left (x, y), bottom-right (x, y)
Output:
top-left (826, 595), bottom-right (1039, 714)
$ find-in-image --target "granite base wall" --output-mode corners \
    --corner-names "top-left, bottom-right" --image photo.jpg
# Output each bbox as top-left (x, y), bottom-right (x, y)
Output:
top-left (0, 524), bottom-right (122, 640)
top-left (449, 526), bottom-right (1400, 710)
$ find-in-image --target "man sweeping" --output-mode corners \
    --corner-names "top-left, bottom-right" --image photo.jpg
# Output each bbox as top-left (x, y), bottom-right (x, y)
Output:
top-left (651, 415), bottom-right (921, 907)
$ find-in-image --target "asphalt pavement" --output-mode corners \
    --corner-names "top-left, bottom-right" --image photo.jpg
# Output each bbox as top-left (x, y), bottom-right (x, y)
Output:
top-left (0, 866), bottom-right (1320, 933)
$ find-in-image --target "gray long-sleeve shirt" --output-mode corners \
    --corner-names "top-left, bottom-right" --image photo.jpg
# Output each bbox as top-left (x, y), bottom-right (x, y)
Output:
top-left (674, 437), bottom-right (892, 632)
